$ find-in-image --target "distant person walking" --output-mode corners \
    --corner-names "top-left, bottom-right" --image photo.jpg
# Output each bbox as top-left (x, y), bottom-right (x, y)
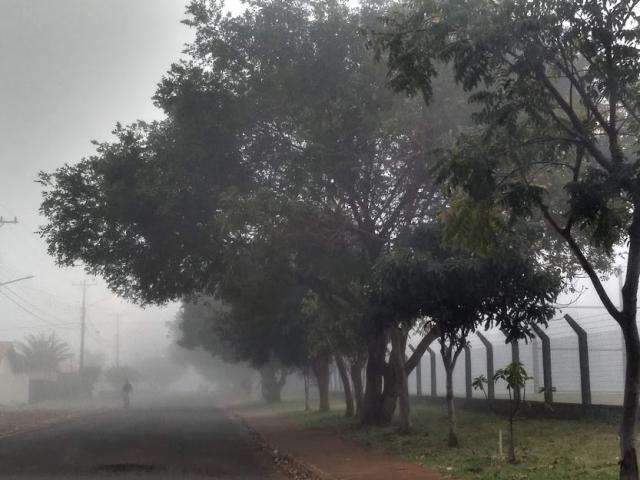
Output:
top-left (122, 379), bottom-right (133, 409)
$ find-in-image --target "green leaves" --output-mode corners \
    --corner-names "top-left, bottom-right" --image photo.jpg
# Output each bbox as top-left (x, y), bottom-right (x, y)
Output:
top-left (472, 374), bottom-right (488, 393)
top-left (441, 195), bottom-right (505, 256)
top-left (373, 223), bottom-right (562, 345)
top-left (566, 166), bottom-right (631, 254)
top-left (493, 362), bottom-right (531, 392)
top-left (377, 0), bottom-right (640, 273)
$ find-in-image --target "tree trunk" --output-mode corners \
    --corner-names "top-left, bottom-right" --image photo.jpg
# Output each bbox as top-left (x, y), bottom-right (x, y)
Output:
top-left (380, 359), bottom-right (399, 424)
top-left (445, 365), bottom-right (458, 447)
top-left (303, 368), bottom-right (310, 411)
top-left (391, 327), bottom-right (411, 434)
top-left (508, 412), bottom-right (516, 463)
top-left (361, 330), bottom-right (388, 425)
top-left (350, 354), bottom-right (365, 417)
top-left (335, 355), bottom-right (355, 417)
top-left (312, 353), bottom-right (331, 412)
top-left (543, 198), bottom-right (640, 478)
top-left (377, 327), bottom-right (411, 425)
top-left (360, 326), bottom-right (436, 427)
top-left (260, 361), bottom-right (286, 404)
top-left (620, 319), bottom-right (640, 480)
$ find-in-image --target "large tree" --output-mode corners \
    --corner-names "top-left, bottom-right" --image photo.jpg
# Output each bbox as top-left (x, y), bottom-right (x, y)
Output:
top-left (375, 224), bottom-right (561, 441)
top-left (376, 0), bottom-right (640, 476)
top-left (39, 0), bottom-right (468, 425)
top-left (180, 0), bottom-right (467, 423)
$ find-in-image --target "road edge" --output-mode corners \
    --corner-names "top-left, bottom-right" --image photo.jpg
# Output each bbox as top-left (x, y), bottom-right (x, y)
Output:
top-left (230, 411), bottom-right (340, 480)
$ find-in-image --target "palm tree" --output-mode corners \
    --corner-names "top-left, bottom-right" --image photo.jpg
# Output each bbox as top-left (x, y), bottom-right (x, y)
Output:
top-left (18, 332), bottom-right (72, 373)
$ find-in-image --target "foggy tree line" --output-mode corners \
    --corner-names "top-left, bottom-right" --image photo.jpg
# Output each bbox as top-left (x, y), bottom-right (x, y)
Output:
top-left (37, 1), bottom-right (640, 478)
top-left (11, 331), bottom-right (213, 395)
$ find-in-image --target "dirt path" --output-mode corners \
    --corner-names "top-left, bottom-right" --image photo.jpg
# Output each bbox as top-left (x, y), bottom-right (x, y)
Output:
top-left (233, 406), bottom-right (442, 480)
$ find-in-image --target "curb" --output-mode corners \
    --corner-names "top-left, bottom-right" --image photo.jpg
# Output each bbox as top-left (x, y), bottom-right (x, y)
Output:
top-left (231, 412), bottom-right (340, 480)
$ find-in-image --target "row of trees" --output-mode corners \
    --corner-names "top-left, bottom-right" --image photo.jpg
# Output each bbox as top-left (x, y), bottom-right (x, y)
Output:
top-left (38, 1), bottom-right (640, 478)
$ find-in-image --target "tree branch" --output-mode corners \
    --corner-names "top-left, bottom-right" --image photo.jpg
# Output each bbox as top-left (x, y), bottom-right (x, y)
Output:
top-left (539, 203), bottom-right (621, 322)
top-left (535, 70), bottom-right (614, 172)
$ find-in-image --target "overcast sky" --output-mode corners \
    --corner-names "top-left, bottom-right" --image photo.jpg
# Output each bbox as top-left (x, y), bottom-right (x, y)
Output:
top-left (0, 0), bottom-right (627, 373)
top-left (0, 0), bottom-right (213, 367)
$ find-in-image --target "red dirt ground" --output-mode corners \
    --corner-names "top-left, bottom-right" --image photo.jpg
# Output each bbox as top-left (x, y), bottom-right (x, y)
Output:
top-left (233, 406), bottom-right (442, 480)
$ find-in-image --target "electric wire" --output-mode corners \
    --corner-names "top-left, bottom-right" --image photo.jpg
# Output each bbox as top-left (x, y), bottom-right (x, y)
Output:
top-left (0, 289), bottom-right (68, 329)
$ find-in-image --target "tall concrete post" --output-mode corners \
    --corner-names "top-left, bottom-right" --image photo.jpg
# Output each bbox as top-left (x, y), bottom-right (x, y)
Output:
top-left (532, 324), bottom-right (554, 404)
top-left (464, 345), bottom-right (472, 400)
top-left (476, 332), bottom-right (494, 401)
top-left (564, 314), bottom-right (591, 405)
top-left (426, 347), bottom-right (437, 397)
top-left (408, 344), bottom-right (423, 397)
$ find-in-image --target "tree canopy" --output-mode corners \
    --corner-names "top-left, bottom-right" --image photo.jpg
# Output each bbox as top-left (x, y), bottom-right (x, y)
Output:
top-left (374, 0), bottom-right (640, 475)
top-left (375, 224), bottom-right (561, 341)
top-left (38, 0), bottom-right (617, 458)
top-left (38, 0), bottom-right (456, 416)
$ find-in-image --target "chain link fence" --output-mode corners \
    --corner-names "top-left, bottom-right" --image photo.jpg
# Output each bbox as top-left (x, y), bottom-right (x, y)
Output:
top-left (407, 309), bottom-right (626, 406)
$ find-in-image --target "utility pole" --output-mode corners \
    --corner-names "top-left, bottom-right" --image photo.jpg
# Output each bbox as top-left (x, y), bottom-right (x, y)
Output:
top-left (73, 278), bottom-right (96, 372)
top-left (115, 314), bottom-right (120, 368)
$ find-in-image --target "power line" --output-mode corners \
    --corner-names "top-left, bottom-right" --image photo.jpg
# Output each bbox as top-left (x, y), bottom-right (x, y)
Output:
top-left (0, 275), bottom-right (33, 287)
top-left (0, 323), bottom-right (78, 332)
top-left (14, 284), bottom-right (79, 310)
top-left (0, 288), bottom-right (57, 327)
top-left (2, 285), bottom-right (71, 325)
top-left (0, 289), bottom-right (68, 329)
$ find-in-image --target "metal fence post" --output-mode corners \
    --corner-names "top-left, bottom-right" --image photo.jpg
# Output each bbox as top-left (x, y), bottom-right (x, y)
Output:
top-left (426, 347), bottom-right (437, 397)
top-left (532, 324), bottom-right (554, 404)
top-left (476, 332), bottom-right (494, 400)
top-left (564, 314), bottom-right (591, 405)
top-left (409, 344), bottom-right (423, 397)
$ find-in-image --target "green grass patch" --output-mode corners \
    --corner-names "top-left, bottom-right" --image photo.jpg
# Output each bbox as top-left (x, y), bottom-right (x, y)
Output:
top-left (276, 400), bottom-right (622, 479)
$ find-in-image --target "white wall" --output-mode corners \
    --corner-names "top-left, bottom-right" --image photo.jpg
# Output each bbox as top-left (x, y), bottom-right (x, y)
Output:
top-left (0, 358), bottom-right (29, 405)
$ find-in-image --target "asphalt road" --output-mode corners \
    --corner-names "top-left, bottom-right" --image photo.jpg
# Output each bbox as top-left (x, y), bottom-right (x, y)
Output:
top-left (0, 398), bottom-right (285, 479)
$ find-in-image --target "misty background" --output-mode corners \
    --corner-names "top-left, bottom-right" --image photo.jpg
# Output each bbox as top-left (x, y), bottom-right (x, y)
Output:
top-left (0, 0), bottom-right (626, 382)
top-left (0, 0), bottom-right (206, 371)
